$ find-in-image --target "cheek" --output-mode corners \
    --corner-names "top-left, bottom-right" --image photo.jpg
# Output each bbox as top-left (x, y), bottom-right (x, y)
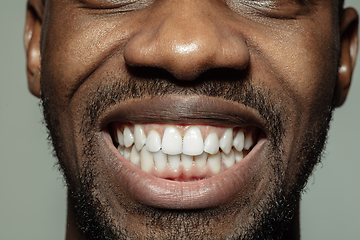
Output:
top-left (252, 21), bottom-right (338, 115)
top-left (41, 9), bottom-right (138, 104)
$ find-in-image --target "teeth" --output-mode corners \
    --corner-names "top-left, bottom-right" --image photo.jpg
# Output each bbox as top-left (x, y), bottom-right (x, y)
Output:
top-left (124, 127), bottom-right (134, 148)
top-left (114, 124), bottom-right (258, 176)
top-left (117, 129), bottom-right (124, 147)
top-left (204, 133), bottom-right (220, 155)
top-left (219, 128), bottom-right (233, 154)
top-left (146, 130), bottom-right (162, 152)
top-left (162, 126), bottom-right (182, 155)
top-left (183, 126), bottom-right (204, 156)
top-left (222, 149), bottom-right (235, 168)
top-left (235, 150), bottom-right (243, 163)
top-left (134, 125), bottom-right (146, 151)
top-left (168, 154), bottom-right (181, 171)
top-left (130, 145), bottom-right (140, 165)
top-left (154, 151), bottom-right (167, 171)
top-left (195, 152), bottom-right (208, 169)
top-left (118, 146), bottom-right (125, 156)
top-left (244, 132), bottom-right (253, 150)
top-left (124, 147), bottom-right (131, 160)
top-left (140, 148), bottom-right (154, 173)
top-left (233, 130), bottom-right (244, 152)
top-left (208, 152), bottom-right (221, 174)
top-left (181, 154), bottom-right (193, 170)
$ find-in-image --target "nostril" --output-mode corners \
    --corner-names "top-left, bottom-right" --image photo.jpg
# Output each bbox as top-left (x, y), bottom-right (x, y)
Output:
top-left (124, 38), bottom-right (213, 81)
top-left (167, 66), bottom-right (207, 81)
top-left (126, 66), bottom-right (248, 88)
top-left (126, 65), bottom-right (178, 82)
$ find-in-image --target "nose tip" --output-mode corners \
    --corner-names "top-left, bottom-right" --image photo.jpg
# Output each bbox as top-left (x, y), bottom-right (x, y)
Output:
top-left (166, 42), bottom-right (204, 80)
top-left (124, 6), bottom-right (250, 81)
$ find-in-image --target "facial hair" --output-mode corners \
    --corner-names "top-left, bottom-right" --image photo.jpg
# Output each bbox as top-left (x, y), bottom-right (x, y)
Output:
top-left (41, 71), bottom-right (333, 239)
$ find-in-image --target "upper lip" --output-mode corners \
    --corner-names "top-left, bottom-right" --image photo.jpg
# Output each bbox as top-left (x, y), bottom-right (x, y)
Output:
top-left (99, 95), bottom-right (267, 134)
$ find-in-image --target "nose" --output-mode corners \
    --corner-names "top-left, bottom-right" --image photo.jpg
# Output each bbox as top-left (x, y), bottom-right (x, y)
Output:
top-left (124, 0), bottom-right (250, 81)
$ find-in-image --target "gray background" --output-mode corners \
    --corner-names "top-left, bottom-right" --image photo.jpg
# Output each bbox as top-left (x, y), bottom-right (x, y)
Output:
top-left (1, 1), bottom-right (359, 239)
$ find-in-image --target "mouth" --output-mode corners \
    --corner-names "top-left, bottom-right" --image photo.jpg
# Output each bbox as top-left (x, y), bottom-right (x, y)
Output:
top-left (108, 123), bottom-right (261, 181)
top-left (98, 96), bottom-right (268, 209)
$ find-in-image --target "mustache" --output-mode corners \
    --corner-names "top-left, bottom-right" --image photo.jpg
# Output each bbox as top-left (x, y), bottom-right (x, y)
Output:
top-left (81, 69), bottom-right (285, 144)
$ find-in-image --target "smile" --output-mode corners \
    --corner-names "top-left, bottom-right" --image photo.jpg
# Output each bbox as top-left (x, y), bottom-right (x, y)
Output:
top-left (109, 123), bottom-right (260, 181)
top-left (99, 96), bottom-right (268, 209)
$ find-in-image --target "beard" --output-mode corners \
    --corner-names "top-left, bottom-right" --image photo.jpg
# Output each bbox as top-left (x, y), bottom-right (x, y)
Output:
top-left (41, 71), bottom-right (334, 240)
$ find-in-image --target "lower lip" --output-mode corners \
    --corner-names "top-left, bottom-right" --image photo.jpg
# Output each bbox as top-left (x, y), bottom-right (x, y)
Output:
top-left (102, 131), bottom-right (266, 209)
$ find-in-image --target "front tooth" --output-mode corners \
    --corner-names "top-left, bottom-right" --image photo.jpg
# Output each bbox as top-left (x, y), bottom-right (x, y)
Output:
top-left (195, 152), bottom-right (208, 169)
top-left (220, 128), bottom-right (233, 154)
top-left (234, 150), bottom-right (243, 163)
top-left (124, 127), bottom-right (134, 148)
top-left (233, 130), bottom-right (244, 152)
top-left (222, 149), bottom-right (235, 169)
top-left (168, 154), bottom-right (180, 171)
top-left (244, 132), bottom-right (253, 150)
top-left (140, 148), bottom-right (154, 173)
top-left (183, 126), bottom-right (204, 156)
top-left (204, 133), bottom-right (220, 155)
top-left (134, 125), bottom-right (146, 151)
top-left (130, 145), bottom-right (140, 165)
top-left (123, 147), bottom-right (131, 160)
top-left (208, 152), bottom-right (221, 174)
top-left (181, 154), bottom-right (193, 170)
top-left (117, 129), bottom-right (124, 147)
top-left (162, 126), bottom-right (182, 155)
top-left (154, 151), bottom-right (167, 171)
top-left (146, 130), bottom-right (161, 152)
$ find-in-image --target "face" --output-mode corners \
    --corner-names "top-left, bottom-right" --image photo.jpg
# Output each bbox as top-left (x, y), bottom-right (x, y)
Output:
top-left (25, 0), bottom-right (358, 239)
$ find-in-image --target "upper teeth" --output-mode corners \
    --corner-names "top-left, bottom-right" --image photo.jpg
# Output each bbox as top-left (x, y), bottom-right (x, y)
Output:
top-left (115, 124), bottom-right (255, 176)
top-left (162, 126), bottom-right (182, 155)
top-left (204, 133), bottom-right (219, 154)
top-left (146, 130), bottom-right (162, 152)
top-left (219, 128), bottom-right (233, 154)
top-left (134, 125), bottom-right (146, 151)
top-left (183, 126), bottom-right (204, 156)
top-left (123, 127), bottom-right (134, 148)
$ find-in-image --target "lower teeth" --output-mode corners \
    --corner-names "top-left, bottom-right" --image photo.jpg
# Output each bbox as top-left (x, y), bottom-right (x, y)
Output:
top-left (118, 144), bottom-right (248, 175)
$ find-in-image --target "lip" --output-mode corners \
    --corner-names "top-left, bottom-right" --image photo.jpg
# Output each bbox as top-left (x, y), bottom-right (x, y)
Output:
top-left (97, 95), bottom-right (268, 209)
top-left (99, 95), bottom-right (267, 131)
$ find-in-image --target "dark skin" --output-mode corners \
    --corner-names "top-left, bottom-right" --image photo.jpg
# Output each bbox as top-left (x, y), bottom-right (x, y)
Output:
top-left (25, 0), bottom-right (358, 239)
